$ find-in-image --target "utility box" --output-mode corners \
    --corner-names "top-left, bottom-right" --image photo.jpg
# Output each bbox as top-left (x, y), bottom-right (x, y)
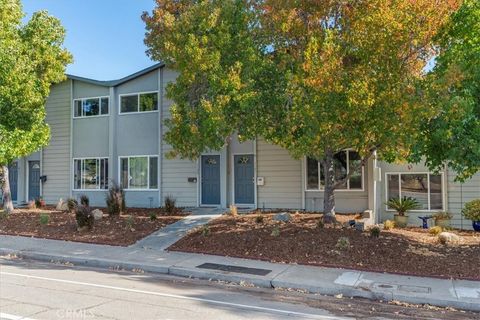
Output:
top-left (256, 177), bottom-right (265, 186)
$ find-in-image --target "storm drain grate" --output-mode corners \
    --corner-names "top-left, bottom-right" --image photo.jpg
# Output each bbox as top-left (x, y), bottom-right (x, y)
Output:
top-left (196, 263), bottom-right (272, 276)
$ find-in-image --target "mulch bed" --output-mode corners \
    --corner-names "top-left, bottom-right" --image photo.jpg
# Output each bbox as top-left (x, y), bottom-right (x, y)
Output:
top-left (0, 207), bottom-right (188, 246)
top-left (169, 212), bottom-right (480, 280)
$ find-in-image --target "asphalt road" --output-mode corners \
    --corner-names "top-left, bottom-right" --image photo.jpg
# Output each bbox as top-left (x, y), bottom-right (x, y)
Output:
top-left (0, 258), bottom-right (477, 320)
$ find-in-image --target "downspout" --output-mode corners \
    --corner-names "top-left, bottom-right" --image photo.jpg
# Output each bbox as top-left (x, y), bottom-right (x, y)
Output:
top-left (108, 86), bottom-right (115, 190)
top-left (254, 137), bottom-right (258, 209)
top-left (373, 150), bottom-right (378, 224)
top-left (69, 79), bottom-right (74, 198)
top-left (40, 148), bottom-right (43, 199)
top-left (158, 67), bottom-right (164, 207)
top-left (301, 156), bottom-right (306, 211)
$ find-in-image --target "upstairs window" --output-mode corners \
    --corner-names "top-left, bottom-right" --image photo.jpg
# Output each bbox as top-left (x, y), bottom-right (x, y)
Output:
top-left (306, 150), bottom-right (364, 191)
top-left (120, 92), bottom-right (158, 114)
top-left (74, 97), bottom-right (109, 118)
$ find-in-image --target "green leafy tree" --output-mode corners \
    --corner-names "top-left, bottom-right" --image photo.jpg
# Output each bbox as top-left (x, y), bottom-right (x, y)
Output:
top-left (0, 0), bottom-right (72, 213)
top-left (144, 0), bottom-right (459, 222)
top-left (412, 0), bottom-right (480, 182)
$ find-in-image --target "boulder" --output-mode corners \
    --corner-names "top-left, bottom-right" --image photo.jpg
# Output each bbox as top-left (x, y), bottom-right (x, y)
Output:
top-left (92, 209), bottom-right (103, 220)
top-left (438, 232), bottom-right (461, 245)
top-left (273, 212), bottom-right (291, 222)
top-left (56, 198), bottom-right (68, 211)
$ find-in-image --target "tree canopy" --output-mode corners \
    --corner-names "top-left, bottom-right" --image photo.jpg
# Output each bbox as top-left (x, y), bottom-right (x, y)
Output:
top-left (411, 0), bottom-right (480, 182)
top-left (0, 0), bottom-right (72, 165)
top-left (144, 0), bottom-right (461, 220)
top-left (0, 0), bottom-right (72, 212)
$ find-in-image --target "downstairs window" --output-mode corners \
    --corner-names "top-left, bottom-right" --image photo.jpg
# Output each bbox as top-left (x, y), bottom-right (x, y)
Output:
top-left (386, 173), bottom-right (444, 210)
top-left (306, 150), bottom-right (363, 191)
top-left (73, 158), bottom-right (109, 190)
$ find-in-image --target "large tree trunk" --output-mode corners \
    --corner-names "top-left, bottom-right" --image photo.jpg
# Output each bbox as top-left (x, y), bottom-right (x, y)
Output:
top-left (322, 151), bottom-right (337, 224)
top-left (1, 165), bottom-right (14, 214)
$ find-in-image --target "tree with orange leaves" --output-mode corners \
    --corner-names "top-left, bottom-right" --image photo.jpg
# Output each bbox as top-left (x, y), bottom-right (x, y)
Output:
top-left (144, 0), bottom-right (460, 222)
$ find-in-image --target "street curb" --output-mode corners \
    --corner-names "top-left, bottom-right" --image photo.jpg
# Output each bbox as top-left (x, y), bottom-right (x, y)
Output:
top-left (1, 248), bottom-right (479, 312)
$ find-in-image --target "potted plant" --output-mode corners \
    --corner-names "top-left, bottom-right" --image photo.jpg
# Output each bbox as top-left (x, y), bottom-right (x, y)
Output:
top-left (462, 199), bottom-right (480, 232)
top-left (432, 211), bottom-right (452, 228)
top-left (386, 196), bottom-right (420, 228)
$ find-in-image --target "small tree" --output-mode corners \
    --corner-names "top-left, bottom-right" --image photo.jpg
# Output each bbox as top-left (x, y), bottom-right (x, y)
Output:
top-left (106, 182), bottom-right (126, 216)
top-left (0, 0), bottom-right (72, 213)
top-left (144, 0), bottom-right (459, 223)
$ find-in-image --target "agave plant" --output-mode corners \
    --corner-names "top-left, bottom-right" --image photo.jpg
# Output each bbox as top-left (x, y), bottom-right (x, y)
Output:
top-left (386, 196), bottom-right (420, 216)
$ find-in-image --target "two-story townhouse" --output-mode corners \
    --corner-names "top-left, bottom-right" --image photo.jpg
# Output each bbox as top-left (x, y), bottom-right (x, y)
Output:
top-left (5, 63), bottom-right (480, 229)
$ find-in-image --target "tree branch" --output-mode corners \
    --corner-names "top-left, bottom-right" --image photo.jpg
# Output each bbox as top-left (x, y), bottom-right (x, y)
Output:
top-left (332, 148), bottom-right (376, 189)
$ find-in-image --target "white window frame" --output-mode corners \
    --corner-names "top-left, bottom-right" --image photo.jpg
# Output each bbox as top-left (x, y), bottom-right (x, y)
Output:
top-left (118, 155), bottom-right (159, 190)
top-left (72, 157), bottom-right (109, 191)
top-left (305, 150), bottom-right (365, 192)
top-left (73, 96), bottom-right (110, 118)
top-left (118, 91), bottom-right (159, 115)
top-left (385, 172), bottom-right (445, 212)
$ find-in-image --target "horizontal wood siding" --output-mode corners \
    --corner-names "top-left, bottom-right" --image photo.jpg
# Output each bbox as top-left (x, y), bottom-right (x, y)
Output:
top-left (257, 139), bottom-right (302, 209)
top-left (42, 81), bottom-right (71, 204)
top-left (161, 69), bottom-right (197, 207)
top-left (447, 171), bottom-right (480, 230)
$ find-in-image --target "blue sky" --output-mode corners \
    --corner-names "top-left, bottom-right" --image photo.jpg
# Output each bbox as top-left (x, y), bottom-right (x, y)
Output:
top-left (23, 0), bottom-right (157, 80)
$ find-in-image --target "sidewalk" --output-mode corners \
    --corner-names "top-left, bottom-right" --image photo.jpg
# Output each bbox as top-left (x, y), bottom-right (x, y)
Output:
top-left (133, 207), bottom-right (224, 251)
top-left (1, 233), bottom-right (479, 312)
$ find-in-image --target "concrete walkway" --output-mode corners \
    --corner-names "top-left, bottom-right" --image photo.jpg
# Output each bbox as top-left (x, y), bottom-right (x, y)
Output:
top-left (0, 220), bottom-right (479, 313)
top-left (133, 207), bottom-right (224, 251)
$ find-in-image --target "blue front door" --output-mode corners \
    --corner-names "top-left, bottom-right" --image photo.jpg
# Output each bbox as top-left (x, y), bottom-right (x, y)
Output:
top-left (201, 155), bottom-right (221, 205)
top-left (8, 162), bottom-right (18, 202)
top-left (28, 161), bottom-right (40, 201)
top-left (234, 154), bottom-right (254, 204)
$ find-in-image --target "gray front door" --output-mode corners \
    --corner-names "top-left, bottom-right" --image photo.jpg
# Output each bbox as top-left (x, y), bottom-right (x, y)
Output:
top-left (201, 155), bottom-right (221, 205)
top-left (234, 154), bottom-right (254, 204)
top-left (28, 161), bottom-right (40, 201)
top-left (8, 162), bottom-right (18, 202)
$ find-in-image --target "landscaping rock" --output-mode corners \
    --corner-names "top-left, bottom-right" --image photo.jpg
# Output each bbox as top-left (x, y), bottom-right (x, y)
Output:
top-left (273, 212), bottom-right (291, 222)
top-left (56, 198), bottom-right (68, 211)
top-left (438, 232), bottom-right (461, 245)
top-left (92, 209), bottom-right (103, 220)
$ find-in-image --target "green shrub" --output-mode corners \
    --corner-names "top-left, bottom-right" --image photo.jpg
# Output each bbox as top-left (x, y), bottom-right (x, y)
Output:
top-left (76, 205), bottom-right (94, 230)
top-left (39, 213), bottom-right (49, 225)
top-left (106, 182), bottom-right (126, 216)
top-left (317, 219), bottom-right (324, 229)
top-left (336, 237), bottom-right (350, 250)
top-left (255, 215), bottom-right (264, 224)
top-left (0, 210), bottom-right (7, 220)
top-left (386, 196), bottom-right (420, 215)
top-left (384, 220), bottom-right (395, 230)
top-left (149, 212), bottom-right (157, 221)
top-left (67, 198), bottom-right (78, 213)
top-left (201, 225), bottom-right (210, 236)
top-left (462, 199), bottom-right (480, 221)
top-left (370, 226), bottom-right (381, 238)
top-left (429, 226), bottom-right (443, 236)
top-left (80, 195), bottom-right (89, 207)
top-left (164, 195), bottom-right (176, 214)
top-left (271, 225), bottom-right (280, 237)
